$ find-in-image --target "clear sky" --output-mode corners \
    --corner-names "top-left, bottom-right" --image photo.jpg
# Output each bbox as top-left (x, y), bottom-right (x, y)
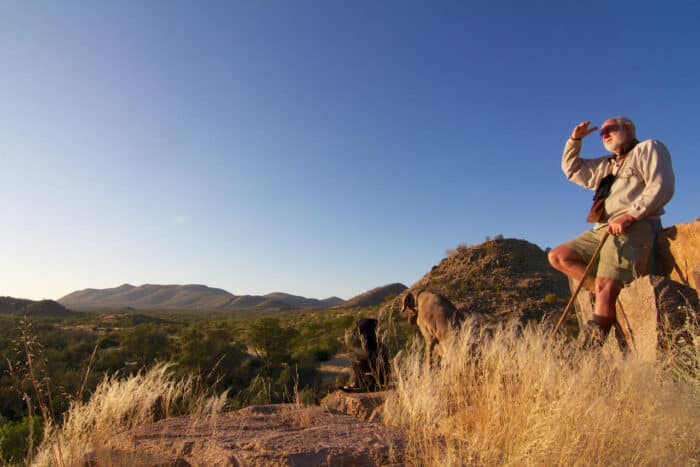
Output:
top-left (2, 1), bottom-right (699, 301)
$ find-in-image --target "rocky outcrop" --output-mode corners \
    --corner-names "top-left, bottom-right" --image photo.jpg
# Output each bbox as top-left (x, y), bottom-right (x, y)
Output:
top-left (404, 238), bottom-right (570, 324)
top-left (616, 276), bottom-right (699, 360)
top-left (656, 219), bottom-right (700, 294)
top-left (108, 404), bottom-right (406, 466)
top-left (320, 390), bottom-right (390, 422)
top-left (568, 220), bottom-right (700, 355)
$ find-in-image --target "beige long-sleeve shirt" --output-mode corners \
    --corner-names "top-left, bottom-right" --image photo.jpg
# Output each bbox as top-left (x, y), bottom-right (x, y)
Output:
top-left (562, 138), bottom-right (675, 224)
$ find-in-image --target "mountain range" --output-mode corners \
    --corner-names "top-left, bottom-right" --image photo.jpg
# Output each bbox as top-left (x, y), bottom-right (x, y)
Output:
top-left (9, 237), bottom-right (570, 316)
top-left (58, 284), bottom-right (346, 311)
top-left (333, 283), bottom-right (407, 309)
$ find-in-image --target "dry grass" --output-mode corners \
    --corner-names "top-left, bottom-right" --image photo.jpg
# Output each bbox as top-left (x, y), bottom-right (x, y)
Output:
top-left (383, 318), bottom-right (700, 466)
top-left (32, 363), bottom-right (227, 466)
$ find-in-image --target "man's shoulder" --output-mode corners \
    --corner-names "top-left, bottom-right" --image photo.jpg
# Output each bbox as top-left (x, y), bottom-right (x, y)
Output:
top-left (633, 139), bottom-right (671, 157)
top-left (636, 139), bottom-right (668, 149)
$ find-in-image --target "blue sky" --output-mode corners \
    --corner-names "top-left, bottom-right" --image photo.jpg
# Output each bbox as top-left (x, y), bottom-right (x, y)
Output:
top-left (2, 1), bottom-right (699, 301)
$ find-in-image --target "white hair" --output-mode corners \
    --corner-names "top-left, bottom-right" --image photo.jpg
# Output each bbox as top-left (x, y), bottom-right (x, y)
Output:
top-left (609, 115), bottom-right (636, 138)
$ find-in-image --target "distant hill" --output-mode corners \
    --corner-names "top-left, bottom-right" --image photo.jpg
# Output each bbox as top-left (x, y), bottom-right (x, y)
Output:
top-left (335, 283), bottom-right (407, 309)
top-left (58, 284), bottom-right (344, 311)
top-left (0, 296), bottom-right (34, 313)
top-left (0, 297), bottom-right (74, 317)
top-left (398, 238), bottom-right (569, 324)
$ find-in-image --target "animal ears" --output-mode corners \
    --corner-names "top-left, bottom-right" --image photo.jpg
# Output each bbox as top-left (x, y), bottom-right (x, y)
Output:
top-left (402, 292), bottom-right (416, 310)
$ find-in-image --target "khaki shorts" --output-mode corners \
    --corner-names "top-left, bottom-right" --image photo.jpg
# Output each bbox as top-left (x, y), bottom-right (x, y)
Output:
top-left (567, 218), bottom-right (661, 284)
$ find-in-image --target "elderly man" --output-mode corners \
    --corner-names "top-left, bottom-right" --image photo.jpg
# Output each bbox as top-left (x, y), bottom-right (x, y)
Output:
top-left (548, 116), bottom-right (675, 346)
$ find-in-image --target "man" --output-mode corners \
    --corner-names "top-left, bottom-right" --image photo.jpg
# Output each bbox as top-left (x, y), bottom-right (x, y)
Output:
top-left (548, 116), bottom-right (675, 346)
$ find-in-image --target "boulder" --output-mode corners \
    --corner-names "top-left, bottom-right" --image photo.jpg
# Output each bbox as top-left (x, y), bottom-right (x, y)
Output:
top-left (83, 449), bottom-right (190, 467)
top-left (615, 276), bottom-right (699, 361)
top-left (105, 404), bottom-right (406, 466)
top-left (320, 390), bottom-right (391, 422)
top-left (568, 219), bottom-right (700, 351)
top-left (655, 219), bottom-right (700, 294)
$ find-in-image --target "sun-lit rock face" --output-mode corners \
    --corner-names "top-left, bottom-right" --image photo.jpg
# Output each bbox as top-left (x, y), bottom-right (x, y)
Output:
top-left (616, 275), bottom-right (699, 361)
top-left (656, 219), bottom-right (700, 294)
top-left (568, 219), bottom-right (700, 356)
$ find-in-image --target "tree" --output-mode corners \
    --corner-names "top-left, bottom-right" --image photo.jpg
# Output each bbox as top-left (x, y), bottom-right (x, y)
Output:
top-left (176, 326), bottom-right (251, 391)
top-left (246, 318), bottom-right (298, 375)
top-left (120, 324), bottom-right (171, 367)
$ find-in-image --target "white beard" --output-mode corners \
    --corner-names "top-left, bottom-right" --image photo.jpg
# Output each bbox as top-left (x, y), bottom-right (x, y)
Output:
top-left (603, 130), bottom-right (627, 154)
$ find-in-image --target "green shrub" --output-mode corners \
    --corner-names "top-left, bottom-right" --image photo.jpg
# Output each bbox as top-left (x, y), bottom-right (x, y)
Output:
top-left (544, 293), bottom-right (558, 305)
top-left (0, 416), bottom-right (42, 464)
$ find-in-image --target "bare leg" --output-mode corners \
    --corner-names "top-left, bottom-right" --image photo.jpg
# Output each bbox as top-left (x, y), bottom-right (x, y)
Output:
top-left (593, 277), bottom-right (621, 321)
top-left (548, 244), bottom-right (590, 284)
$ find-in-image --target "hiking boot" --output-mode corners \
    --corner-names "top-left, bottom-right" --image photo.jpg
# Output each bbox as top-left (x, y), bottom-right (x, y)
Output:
top-left (578, 318), bottom-right (612, 349)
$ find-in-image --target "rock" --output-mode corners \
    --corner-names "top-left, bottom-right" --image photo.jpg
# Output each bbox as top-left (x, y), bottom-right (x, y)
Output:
top-left (320, 390), bottom-right (391, 421)
top-left (567, 220), bottom-right (700, 347)
top-left (106, 404), bottom-right (406, 466)
top-left (615, 276), bottom-right (699, 361)
top-left (656, 219), bottom-right (700, 294)
top-left (569, 276), bottom-right (698, 356)
top-left (83, 449), bottom-right (190, 466)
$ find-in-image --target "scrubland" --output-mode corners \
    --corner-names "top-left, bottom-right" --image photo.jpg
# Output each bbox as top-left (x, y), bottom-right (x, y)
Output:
top-left (3, 305), bottom-right (699, 465)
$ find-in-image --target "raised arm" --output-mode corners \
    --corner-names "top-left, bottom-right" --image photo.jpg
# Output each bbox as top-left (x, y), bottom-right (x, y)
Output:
top-left (561, 121), bottom-right (608, 190)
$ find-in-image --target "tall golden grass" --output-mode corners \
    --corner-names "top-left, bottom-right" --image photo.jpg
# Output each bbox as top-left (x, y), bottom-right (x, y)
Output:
top-left (383, 318), bottom-right (700, 466)
top-left (32, 363), bottom-right (227, 467)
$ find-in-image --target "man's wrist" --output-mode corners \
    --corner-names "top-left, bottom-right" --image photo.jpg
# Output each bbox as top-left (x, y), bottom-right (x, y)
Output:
top-left (570, 136), bottom-right (581, 141)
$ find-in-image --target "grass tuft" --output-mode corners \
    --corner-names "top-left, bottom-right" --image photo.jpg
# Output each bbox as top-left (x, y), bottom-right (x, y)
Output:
top-left (33, 362), bottom-right (226, 466)
top-left (384, 318), bottom-right (700, 465)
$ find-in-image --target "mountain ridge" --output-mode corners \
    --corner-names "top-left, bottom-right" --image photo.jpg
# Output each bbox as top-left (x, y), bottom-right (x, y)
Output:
top-left (58, 284), bottom-right (345, 311)
top-left (0, 297), bottom-right (74, 317)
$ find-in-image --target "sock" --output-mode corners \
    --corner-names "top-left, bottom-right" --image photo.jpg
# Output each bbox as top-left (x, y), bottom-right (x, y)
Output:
top-left (591, 314), bottom-right (614, 333)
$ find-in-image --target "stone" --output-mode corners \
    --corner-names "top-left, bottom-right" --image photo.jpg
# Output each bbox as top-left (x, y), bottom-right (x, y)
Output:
top-left (102, 404), bottom-right (406, 466)
top-left (82, 449), bottom-right (190, 466)
top-left (567, 220), bottom-right (700, 348)
top-left (615, 276), bottom-right (699, 361)
top-left (320, 389), bottom-right (390, 421)
top-left (655, 219), bottom-right (700, 294)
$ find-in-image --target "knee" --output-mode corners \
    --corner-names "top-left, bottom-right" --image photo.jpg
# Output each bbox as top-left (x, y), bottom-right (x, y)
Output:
top-left (548, 245), bottom-right (569, 268)
top-left (547, 246), bottom-right (561, 268)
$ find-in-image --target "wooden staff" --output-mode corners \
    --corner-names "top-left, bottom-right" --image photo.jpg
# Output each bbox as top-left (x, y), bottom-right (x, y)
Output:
top-left (552, 232), bottom-right (610, 336)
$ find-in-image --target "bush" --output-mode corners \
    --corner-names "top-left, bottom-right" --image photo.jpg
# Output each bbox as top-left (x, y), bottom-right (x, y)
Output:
top-left (0, 416), bottom-right (43, 464)
top-left (32, 363), bottom-right (227, 466)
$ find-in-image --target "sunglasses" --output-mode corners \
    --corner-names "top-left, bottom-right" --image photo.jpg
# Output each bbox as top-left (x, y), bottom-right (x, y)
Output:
top-left (600, 124), bottom-right (621, 137)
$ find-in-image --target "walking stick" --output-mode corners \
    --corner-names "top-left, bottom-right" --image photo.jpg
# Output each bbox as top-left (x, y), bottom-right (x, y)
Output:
top-left (551, 232), bottom-right (610, 336)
